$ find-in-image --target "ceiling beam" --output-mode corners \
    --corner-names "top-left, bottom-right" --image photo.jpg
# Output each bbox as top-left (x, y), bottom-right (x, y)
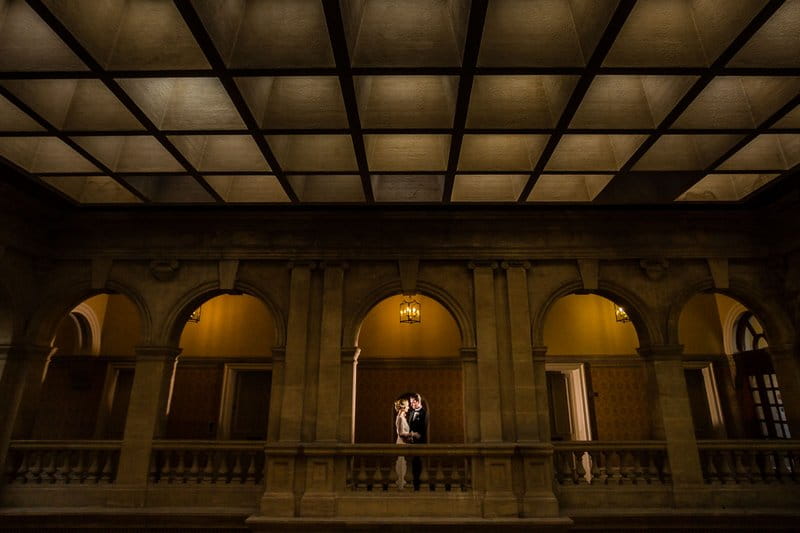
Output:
top-left (0, 84), bottom-right (150, 203)
top-left (322, 0), bottom-right (374, 203)
top-left (173, 0), bottom-right (299, 203)
top-left (25, 0), bottom-right (225, 203)
top-left (442, 0), bottom-right (489, 202)
top-left (516, 0), bottom-right (638, 202)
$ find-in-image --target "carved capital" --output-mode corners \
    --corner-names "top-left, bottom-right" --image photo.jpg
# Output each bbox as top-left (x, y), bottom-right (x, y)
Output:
top-left (531, 346), bottom-right (548, 361)
top-left (134, 345), bottom-right (182, 361)
top-left (640, 259), bottom-right (669, 281)
top-left (271, 347), bottom-right (287, 362)
top-left (468, 260), bottom-right (498, 271)
top-left (150, 259), bottom-right (179, 281)
top-left (500, 260), bottom-right (531, 270)
top-left (459, 347), bottom-right (478, 363)
top-left (341, 347), bottom-right (360, 364)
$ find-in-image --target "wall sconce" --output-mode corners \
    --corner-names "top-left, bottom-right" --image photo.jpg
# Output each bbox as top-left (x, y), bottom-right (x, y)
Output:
top-left (188, 306), bottom-right (202, 323)
top-left (400, 295), bottom-right (421, 324)
top-left (614, 304), bottom-right (630, 323)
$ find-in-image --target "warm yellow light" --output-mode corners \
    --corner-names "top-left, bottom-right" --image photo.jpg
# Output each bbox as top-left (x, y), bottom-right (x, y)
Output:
top-left (614, 304), bottom-right (630, 323)
top-left (400, 296), bottom-right (421, 324)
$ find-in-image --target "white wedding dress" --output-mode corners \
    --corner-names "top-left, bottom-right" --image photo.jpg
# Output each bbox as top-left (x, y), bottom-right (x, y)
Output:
top-left (395, 413), bottom-right (409, 488)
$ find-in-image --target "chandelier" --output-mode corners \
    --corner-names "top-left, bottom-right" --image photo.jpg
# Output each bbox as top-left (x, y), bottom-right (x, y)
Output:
top-left (399, 295), bottom-right (421, 324)
top-left (614, 304), bottom-right (630, 323)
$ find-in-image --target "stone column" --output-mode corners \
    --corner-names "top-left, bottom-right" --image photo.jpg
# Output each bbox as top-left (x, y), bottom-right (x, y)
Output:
top-left (501, 261), bottom-right (538, 441)
top-left (266, 348), bottom-right (286, 442)
top-left (531, 347), bottom-right (550, 442)
top-left (315, 263), bottom-right (346, 442)
top-left (460, 347), bottom-right (480, 442)
top-left (337, 347), bottom-right (359, 443)
top-left (639, 345), bottom-right (707, 507)
top-left (278, 262), bottom-right (314, 443)
top-left (469, 261), bottom-right (503, 442)
top-left (768, 344), bottom-right (800, 437)
top-left (0, 344), bottom-right (52, 482)
top-left (111, 346), bottom-right (179, 505)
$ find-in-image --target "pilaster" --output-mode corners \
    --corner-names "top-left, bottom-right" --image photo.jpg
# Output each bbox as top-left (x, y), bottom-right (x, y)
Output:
top-left (501, 261), bottom-right (539, 441)
top-left (110, 345), bottom-right (180, 506)
top-left (0, 344), bottom-right (53, 486)
top-left (638, 344), bottom-right (708, 508)
top-left (337, 347), bottom-right (360, 443)
top-left (279, 261), bottom-right (314, 442)
top-left (315, 262), bottom-right (346, 441)
top-left (469, 261), bottom-right (503, 442)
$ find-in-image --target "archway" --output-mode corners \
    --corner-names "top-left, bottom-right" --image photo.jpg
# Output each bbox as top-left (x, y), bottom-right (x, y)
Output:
top-left (32, 293), bottom-right (141, 440)
top-left (679, 292), bottom-right (789, 439)
top-left (167, 293), bottom-right (276, 441)
top-left (354, 294), bottom-right (464, 443)
top-left (542, 293), bottom-right (645, 441)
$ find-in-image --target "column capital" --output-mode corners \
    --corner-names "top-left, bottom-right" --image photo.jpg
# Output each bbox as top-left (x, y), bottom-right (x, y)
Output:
top-left (133, 345), bottom-right (181, 361)
top-left (532, 346), bottom-right (548, 361)
top-left (637, 344), bottom-right (684, 360)
top-left (319, 260), bottom-right (349, 270)
top-left (341, 347), bottom-right (360, 364)
top-left (272, 347), bottom-right (287, 362)
top-left (500, 260), bottom-right (531, 270)
top-left (460, 347), bottom-right (478, 363)
top-left (287, 260), bottom-right (317, 270)
top-left (468, 260), bottom-right (498, 271)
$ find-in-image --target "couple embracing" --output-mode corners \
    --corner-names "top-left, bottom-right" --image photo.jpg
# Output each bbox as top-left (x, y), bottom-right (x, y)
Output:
top-left (393, 392), bottom-right (427, 490)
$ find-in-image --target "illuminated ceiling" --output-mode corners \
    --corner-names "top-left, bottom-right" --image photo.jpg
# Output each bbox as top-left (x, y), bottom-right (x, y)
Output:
top-left (0, 0), bottom-right (798, 206)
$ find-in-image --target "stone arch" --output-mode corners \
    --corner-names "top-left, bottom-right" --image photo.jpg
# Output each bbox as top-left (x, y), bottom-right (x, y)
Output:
top-left (344, 279), bottom-right (475, 350)
top-left (533, 279), bottom-right (660, 349)
top-left (163, 280), bottom-right (286, 349)
top-left (26, 280), bottom-right (151, 349)
top-left (667, 279), bottom-right (795, 348)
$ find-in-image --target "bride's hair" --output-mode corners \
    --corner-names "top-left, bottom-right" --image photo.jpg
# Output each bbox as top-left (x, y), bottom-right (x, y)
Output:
top-left (394, 399), bottom-right (408, 412)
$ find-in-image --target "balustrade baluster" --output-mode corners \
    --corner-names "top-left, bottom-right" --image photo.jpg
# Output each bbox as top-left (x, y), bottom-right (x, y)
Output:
top-left (609, 451), bottom-right (623, 484)
top-left (733, 450), bottom-right (748, 483)
top-left (419, 457), bottom-right (430, 491)
top-left (432, 459), bottom-right (445, 491)
top-left (100, 452), bottom-right (113, 483)
top-left (16, 451), bottom-right (30, 484)
top-left (148, 451), bottom-right (159, 483)
top-left (761, 450), bottom-right (777, 484)
top-left (245, 452), bottom-right (257, 484)
top-left (86, 451), bottom-right (101, 483)
top-left (748, 450), bottom-right (763, 483)
top-left (187, 450), bottom-right (200, 483)
top-left (356, 458), bottom-right (367, 490)
top-left (232, 452), bottom-right (244, 484)
top-left (218, 451), bottom-right (231, 484)
top-left (40, 451), bottom-right (56, 484)
top-left (776, 450), bottom-right (791, 483)
top-left (53, 450), bottom-right (69, 484)
top-left (575, 451), bottom-right (588, 484)
top-left (450, 459), bottom-right (462, 491)
top-left (621, 450), bottom-right (634, 484)
top-left (660, 451), bottom-right (671, 484)
top-left (589, 451), bottom-right (602, 485)
top-left (704, 451), bottom-right (719, 485)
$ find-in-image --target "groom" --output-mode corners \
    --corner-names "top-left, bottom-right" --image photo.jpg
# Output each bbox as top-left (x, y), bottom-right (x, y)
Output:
top-left (406, 392), bottom-right (427, 490)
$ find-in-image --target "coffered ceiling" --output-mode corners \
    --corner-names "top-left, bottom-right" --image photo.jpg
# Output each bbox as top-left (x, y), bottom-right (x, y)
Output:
top-left (0, 0), bottom-right (798, 206)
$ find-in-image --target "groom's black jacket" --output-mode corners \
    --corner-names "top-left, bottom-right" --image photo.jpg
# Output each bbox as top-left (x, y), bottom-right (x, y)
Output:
top-left (408, 407), bottom-right (427, 444)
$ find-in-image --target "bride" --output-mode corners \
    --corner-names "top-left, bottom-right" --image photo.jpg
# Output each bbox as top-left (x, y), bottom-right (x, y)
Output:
top-left (393, 398), bottom-right (418, 489)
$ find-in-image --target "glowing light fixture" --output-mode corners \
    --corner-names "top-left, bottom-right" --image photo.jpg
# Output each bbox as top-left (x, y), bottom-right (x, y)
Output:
top-left (400, 295), bottom-right (421, 324)
top-left (188, 306), bottom-right (202, 323)
top-left (614, 304), bottom-right (630, 323)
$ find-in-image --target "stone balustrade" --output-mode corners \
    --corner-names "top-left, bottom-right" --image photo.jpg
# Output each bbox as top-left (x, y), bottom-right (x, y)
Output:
top-left (344, 444), bottom-right (473, 492)
top-left (553, 441), bottom-right (671, 486)
top-left (4, 440), bottom-right (120, 485)
top-left (698, 440), bottom-right (800, 485)
top-left (149, 440), bottom-right (265, 485)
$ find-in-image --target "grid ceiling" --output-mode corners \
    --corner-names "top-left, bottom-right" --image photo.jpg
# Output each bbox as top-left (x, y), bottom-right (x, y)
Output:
top-left (0, 0), bottom-right (798, 206)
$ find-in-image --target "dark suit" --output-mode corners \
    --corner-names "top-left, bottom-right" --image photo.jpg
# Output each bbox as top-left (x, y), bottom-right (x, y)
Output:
top-left (407, 407), bottom-right (427, 489)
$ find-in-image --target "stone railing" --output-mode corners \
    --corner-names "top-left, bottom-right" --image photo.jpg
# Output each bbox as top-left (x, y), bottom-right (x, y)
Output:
top-left (344, 444), bottom-right (474, 492)
top-left (149, 440), bottom-right (265, 485)
top-left (4, 440), bottom-right (121, 485)
top-left (698, 440), bottom-right (800, 485)
top-left (553, 441), bottom-right (671, 486)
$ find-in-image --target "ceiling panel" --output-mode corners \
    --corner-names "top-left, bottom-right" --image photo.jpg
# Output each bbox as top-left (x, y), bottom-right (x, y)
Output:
top-left (528, 174), bottom-right (614, 202)
top-left (676, 173), bottom-right (780, 201)
top-left (0, 0), bottom-right (797, 207)
top-left (41, 175), bottom-right (140, 203)
top-left (205, 175), bottom-right (291, 203)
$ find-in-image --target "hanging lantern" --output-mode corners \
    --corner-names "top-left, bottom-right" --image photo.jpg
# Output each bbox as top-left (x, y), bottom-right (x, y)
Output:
top-left (187, 306), bottom-right (202, 323)
top-left (399, 295), bottom-right (421, 324)
top-left (614, 304), bottom-right (630, 323)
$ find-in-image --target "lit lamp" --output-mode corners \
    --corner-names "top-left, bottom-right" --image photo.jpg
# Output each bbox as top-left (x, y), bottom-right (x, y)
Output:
top-left (614, 304), bottom-right (630, 323)
top-left (187, 306), bottom-right (202, 323)
top-left (399, 295), bottom-right (421, 324)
